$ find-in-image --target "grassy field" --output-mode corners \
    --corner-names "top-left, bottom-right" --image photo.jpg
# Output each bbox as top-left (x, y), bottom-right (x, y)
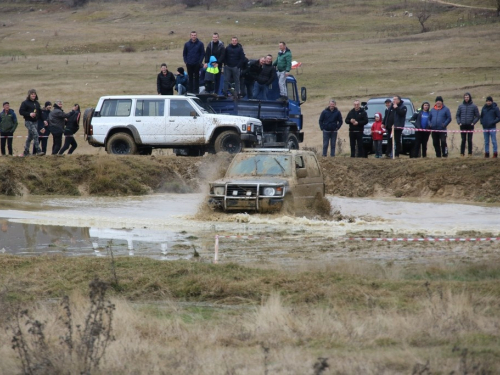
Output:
top-left (1, 1), bottom-right (500, 373)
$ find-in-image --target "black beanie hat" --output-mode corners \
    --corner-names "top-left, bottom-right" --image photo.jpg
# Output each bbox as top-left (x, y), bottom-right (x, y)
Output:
top-left (177, 67), bottom-right (184, 74)
top-left (486, 96), bottom-right (493, 102)
top-left (435, 96), bottom-right (443, 103)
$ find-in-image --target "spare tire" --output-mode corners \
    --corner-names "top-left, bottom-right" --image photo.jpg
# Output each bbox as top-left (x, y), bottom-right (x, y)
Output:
top-left (82, 108), bottom-right (94, 140)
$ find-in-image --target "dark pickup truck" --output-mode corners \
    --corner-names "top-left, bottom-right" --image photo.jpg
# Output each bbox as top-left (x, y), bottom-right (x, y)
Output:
top-left (194, 75), bottom-right (306, 153)
top-left (362, 97), bottom-right (416, 156)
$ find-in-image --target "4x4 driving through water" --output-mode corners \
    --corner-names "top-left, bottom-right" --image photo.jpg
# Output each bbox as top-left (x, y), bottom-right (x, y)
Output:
top-left (362, 97), bottom-right (416, 156)
top-left (208, 149), bottom-right (325, 213)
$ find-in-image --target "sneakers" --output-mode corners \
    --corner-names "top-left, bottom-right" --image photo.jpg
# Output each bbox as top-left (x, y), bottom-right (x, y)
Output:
top-left (36, 151), bottom-right (45, 156)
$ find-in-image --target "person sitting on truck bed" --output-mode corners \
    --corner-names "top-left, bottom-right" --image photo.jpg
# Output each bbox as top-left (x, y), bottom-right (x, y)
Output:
top-left (253, 55), bottom-right (276, 101)
top-left (157, 63), bottom-right (176, 96)
top-left (175, 67), bottom-right (188, 95)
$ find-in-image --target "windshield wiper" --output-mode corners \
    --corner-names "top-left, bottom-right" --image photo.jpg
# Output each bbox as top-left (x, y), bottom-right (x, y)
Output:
top-left (272, 157), bottom-right (286, 174)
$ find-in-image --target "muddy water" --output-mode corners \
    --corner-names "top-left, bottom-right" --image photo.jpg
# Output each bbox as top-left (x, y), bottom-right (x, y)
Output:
top-left (1, 194), bottom-right (499, 265)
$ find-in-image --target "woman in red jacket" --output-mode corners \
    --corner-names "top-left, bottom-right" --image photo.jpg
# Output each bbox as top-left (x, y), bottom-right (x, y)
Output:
top-left (371, 112), bottom-right (385, 158)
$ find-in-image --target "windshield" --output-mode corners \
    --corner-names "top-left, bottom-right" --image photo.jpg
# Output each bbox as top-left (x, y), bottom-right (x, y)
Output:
top-left (226, 155), bottom-right (293, 177)
top-left (366, 102), bottom-right (414, 121)
top-left (192, 98), bottom-right (214, 114)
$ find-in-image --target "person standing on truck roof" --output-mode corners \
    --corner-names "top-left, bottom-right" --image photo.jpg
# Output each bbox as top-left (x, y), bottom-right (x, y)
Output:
top-left (382, 98), bottom-right (394, 158)
top-left (319, 99), bottom-right (343, 157)
top-left (242, 57), bottom-right (264, 100)
top-left (429, 96), bottom-right (451, 158)
top-left (204, 32), bottom-right (225, 95)
top-left (157, 63), bottom-right (176, 96)
top-left (19, 89), bottom-right (45, 156)
top-left (456, 92), bottom-right (479, 157)
top-left (345, 99), bottom-right (368, 158)
top-left (410, 101), bottom-right (431, 158)
top-left (392, 95), bottom-right (407, 158)
top-left (183, 31), bottom-right (205, 94)
top-left (253, 55), bottom-right (276, 101)
top-left (223, 37), bottom-right (245, 98)
top-left (273, 41), bottom-right (292, 102)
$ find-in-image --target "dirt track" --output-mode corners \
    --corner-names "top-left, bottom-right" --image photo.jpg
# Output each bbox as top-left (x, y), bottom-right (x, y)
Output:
top-left (1, 155), bottom-right (498, 203)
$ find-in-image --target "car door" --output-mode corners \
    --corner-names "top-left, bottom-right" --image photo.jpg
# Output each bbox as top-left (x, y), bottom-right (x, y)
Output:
top-left (295, 154), bottom-right (324, 206)
top-left (166, 99), bottom-right (205, 144)
top-left (132, 99), bottom-right (166, 144)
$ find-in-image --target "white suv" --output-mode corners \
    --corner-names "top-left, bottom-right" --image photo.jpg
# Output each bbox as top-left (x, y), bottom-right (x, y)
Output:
top-left (83, 95), bottom-right (262, 156)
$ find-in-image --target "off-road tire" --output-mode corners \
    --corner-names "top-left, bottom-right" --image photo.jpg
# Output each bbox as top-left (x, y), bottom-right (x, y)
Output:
top-left (214, 130), bottom-right (242, 154)
top-left (286, 134), bottom-right (300, 150)
top-left (282, 194), bottom-right (295, 216)
top-left (106, 133), bottom-right (138, 155)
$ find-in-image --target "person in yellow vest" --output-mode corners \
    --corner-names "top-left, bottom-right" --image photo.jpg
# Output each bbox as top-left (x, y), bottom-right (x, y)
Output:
top-left (204, 56), bottom-right (219, 94)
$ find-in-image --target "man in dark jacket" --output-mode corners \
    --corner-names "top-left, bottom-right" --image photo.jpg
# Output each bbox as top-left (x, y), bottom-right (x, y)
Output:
top-left (242, 57), bottom-right (263, 99)
top-left (410, 101), bottom-right (431, 158)
top-left (319, 99), bottom-right (343, 157)
top-left (429, 96), bottom-right (452, 157)
top-left (0, 101), bottom-right (18, 156)
top-left (19, 88), bottom-right (45, 156)
top-left (382, 98), bottom-right (394, 157)
top-left (204, 33), bottom-right (225, 95)
top-left (182, 31), bottom-right (205, 94)
top-left (480, 96), bottom-right (500, 158)
top-left (33, 101), bottom-right (51, 154)
top-left (345, 99), bottom-right (368, 158)
top-left (157, 63), bottom-right (176, 95)
top-left (48, 100), bottom-right (71, 155)
top-left (456, 92), bottom-right (480, 157)
top-left (252, 55), bottom-right (276, 100)
top-left (223, 37), bottom-right (245, 97)
top-left (392, 95), bottom-right (407, 158)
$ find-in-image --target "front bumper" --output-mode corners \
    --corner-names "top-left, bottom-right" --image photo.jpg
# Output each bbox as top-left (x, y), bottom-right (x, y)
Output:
top-left (208, 196), bottom-right (284, 212)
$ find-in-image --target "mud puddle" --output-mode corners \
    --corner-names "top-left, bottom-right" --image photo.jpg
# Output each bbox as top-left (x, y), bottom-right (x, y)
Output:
top-left (1, 194), bottom-right (499, 266)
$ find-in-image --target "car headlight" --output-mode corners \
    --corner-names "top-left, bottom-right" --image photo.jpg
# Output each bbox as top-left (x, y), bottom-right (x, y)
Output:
top-left (213, 186), bottom-right (225, 195)
top-left (363, 127), bottom-right (371, 136)
top-left (261, 186), bottom-right (284, 196)
top-left (402, 127), bottom-right (415, 136)
top-left (262, 187), bottom-right (275, 196)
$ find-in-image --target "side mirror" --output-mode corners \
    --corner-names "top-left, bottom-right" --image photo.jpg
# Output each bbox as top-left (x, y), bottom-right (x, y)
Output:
top-left (296, 168), bottom-right (307, 179)
top-left (361, 102), bottom-right (368, 110)
top-left (190, 111), bottom-right (197, 118)
top-left (300, 87), bottom-right (307, 103)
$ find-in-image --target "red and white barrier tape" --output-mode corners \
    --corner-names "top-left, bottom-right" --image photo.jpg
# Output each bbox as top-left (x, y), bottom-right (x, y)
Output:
top-left (395, 127), bottom-right (500, 133)
top-left (346, 237), bottom-right (500, 242)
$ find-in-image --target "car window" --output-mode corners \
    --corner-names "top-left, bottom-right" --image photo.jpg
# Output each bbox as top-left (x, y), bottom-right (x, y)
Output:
top-left (226, 155), bottom-right (292, 176)
top-left (366, 102), bottom-right (414, 120)
top-left (192, 98), bottom-right (213, 114)
top-left (100, 99), bottom-right (132, 117)
top-left (135, 100), bottom-right (164, 117)
top-left (304, 154), bottom-right (321, 177)
top-left (286, 81), bottom-right (296, 101)
top-left (295, 156), bottom-right (304, 168)
top-left (170, 100), bottom-right (197, 117)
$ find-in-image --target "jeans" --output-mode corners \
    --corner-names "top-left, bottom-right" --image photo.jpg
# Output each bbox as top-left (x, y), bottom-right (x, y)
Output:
top-left (432, 132), bottom-right (448, 157)
top-left (322, 130), bottom-right (338, 156)
top-left (186, 63), bottom-right (200, 94)
top-left (483, 129), bottom-right (498, 153)
top-left (243, 80), bottom-right (254, 99)
top-left (373, 140), bottom-right (383, 157)
top-left (253, 82), bottom-right (268, 100)
top-left (224, 66), bottom-right (240, 95)
top-left (277, 71), bottom-right (287, 97)
top-left (24, 120), bottom-right (42, 155)
top-left (176, 84), bottom-right (186, 95)
top-left (413, 131), bottom-right (431, 157)
top-left (349, 131), bottom-right (364, 157)
top-left (460, 124), bottom-right (473, 155)
top-left (0, 131), bottom-right (14, 155)
top-left (59, 134), bottom-right (77, 155)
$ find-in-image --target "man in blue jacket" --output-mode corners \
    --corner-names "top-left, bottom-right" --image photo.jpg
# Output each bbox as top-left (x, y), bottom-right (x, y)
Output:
top-left (319, 100), bottom-right (343, 157)
top-left (183, 31), bottom-right (204, 94)
top-left (223, 37), bottom-right (245, 98)
top-left (428, 96), bottom-right (451, 157)
top-left (480, 96), bottom-right (500, 158)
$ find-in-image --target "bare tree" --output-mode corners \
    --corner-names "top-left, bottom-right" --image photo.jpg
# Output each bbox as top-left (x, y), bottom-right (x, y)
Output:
top-left (416, 0), bottom-right (432, 33)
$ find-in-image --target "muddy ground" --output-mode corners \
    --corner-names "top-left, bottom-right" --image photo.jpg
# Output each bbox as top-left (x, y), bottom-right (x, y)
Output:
top-left (0, 155), bottom-right (499, 203)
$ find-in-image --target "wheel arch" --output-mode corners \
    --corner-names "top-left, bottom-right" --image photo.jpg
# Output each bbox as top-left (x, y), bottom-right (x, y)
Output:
top-left (208, 126), bottom-right (241, 147)
top-left (104, 125), bottom-right (143, 150)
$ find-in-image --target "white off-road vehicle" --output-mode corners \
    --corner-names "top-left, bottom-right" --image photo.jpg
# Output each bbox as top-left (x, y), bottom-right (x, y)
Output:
top-left (83, 95), bottom-right (262, 156)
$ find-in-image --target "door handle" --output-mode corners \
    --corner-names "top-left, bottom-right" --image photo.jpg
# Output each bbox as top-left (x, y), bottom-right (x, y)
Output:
top-left (136, 120), bottom-right (141, 122)
top-left (169, 120), bottom-right (175, 122)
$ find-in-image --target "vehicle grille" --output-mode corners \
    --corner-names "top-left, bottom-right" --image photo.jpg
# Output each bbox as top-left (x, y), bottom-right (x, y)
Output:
top-left (226, 185), bottom-right (258, 197)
